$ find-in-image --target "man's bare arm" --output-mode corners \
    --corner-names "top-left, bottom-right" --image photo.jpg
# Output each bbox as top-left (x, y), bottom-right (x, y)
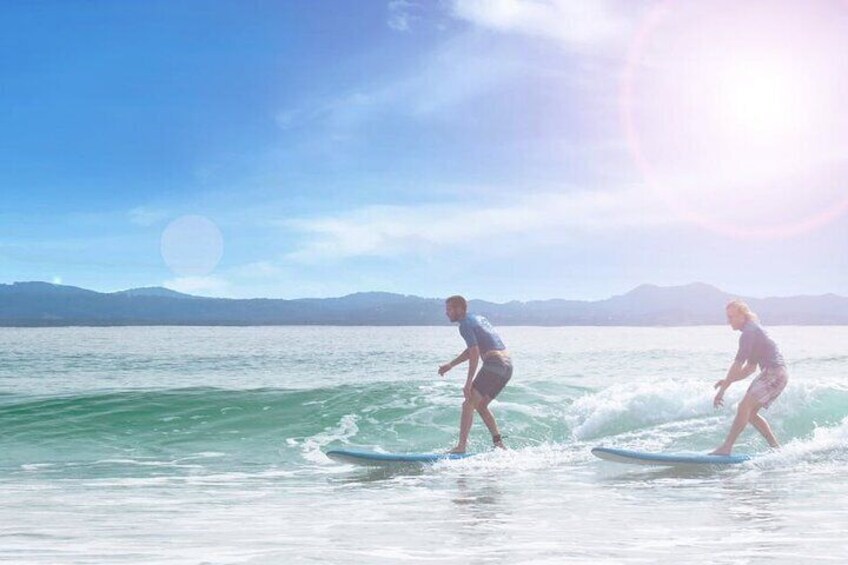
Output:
top-left (464, 346), bottom-right (480, 398)
top-left (438, 348), bottom-right (471, 376)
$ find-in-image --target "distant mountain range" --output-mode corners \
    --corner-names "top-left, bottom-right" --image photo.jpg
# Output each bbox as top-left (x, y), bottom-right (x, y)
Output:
top-left (1, 281), bottom-right (847, 326)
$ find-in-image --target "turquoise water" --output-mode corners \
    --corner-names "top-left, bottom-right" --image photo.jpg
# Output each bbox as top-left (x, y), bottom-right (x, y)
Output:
top-left (1, 326), bottom-right (847, 563)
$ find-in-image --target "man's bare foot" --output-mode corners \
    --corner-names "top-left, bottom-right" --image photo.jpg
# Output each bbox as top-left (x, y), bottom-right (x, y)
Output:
top-left (710, 448), bottom-right (731, 456)
top-left (447, 446), bottom-right (466, 454)
top-left (494, 440), bottom-right (506, 449)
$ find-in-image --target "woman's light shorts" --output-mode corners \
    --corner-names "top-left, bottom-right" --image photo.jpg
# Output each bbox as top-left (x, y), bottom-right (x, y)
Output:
top-left (746, 366), bottom-right (788, 409)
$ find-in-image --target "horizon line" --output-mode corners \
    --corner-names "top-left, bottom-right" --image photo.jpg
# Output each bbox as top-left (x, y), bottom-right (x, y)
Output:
top-left (2, 280), bottom-right (845, 304)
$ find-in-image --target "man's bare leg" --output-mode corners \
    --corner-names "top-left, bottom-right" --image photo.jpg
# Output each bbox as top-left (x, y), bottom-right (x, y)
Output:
top-left (449, 389), bottom-right (483, 454)
top-left (475, 396), bottom-right (505, 448)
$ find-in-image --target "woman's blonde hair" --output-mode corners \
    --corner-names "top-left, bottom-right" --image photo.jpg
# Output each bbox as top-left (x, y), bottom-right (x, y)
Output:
top-left (726, 299), bottom-right (759, 322)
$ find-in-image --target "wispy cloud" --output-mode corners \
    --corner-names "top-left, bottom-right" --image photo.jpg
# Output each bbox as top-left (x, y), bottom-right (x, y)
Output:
top-left (283, 187), bottom-right (674, 262)
top-left (387, 0), bottom-right (420, 32)
top-left (450, 0), bottom-right (632, 50)
top-left (276, 2), bottom-right (634, 140)
top-left (274, 32), bottom-right (526, 135)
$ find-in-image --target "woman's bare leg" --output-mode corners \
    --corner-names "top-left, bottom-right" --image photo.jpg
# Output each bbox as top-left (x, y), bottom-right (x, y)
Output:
top-left (712, 394), bottom-right (763, 455)
top-left (749, 410), bottom-right (780, 448)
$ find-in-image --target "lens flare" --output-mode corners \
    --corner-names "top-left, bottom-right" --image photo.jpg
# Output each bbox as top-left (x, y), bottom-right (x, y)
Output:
top-left (622, 0), bottom-right (848, 238)
top-left (160, 215), bottom-right (224, 277)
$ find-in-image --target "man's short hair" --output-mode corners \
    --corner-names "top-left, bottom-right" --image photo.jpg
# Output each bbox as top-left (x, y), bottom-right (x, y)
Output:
top-left (445, 295), bottom-right (467, 311)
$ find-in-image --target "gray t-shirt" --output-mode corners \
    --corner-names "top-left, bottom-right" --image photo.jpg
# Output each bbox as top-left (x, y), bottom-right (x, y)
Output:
top-left (735, 321), bottom-right (785, 370)
top-left (458, 314), bottom-right (505, 356)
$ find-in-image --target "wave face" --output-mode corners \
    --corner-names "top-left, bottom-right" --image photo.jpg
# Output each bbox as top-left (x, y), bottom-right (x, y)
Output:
top-left (2, 325), bottom-right (847, 475)
top-left (2, 378), bottom-right (846, 476)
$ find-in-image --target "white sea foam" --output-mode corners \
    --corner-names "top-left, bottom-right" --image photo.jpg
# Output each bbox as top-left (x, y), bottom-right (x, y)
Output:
top-left (749, 415), bottom-right (848, 470)
top-left (296, 413), bottom-right (360, 465)
top-left (434, 442), bottom-right (593, 474)
top-left (20, 463), bottom-right (54, 471)
top-left (566, 378), bottom-right (716, 440)
top-left (565, 375), bottom-right (847, 444)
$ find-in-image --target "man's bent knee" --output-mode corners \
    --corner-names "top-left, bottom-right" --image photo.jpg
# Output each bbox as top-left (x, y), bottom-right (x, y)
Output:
top-left (464, 394), bottom-right (483, 410)
top-left (476, 397), bottom-right (492, 412)
top-left (469, 389), bottom-right (485, 406)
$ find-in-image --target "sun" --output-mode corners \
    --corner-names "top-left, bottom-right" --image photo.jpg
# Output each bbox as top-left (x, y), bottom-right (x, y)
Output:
top-left (720, 61), bottom-right (798, 137)
top-left (623, 0), bottom-right (848, 238)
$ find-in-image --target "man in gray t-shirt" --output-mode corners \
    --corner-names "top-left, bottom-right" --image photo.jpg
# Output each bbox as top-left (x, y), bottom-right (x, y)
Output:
top-left (711, 300), bottom-right (789, 455)
top-left (438, 295), bottom-right (512, 454)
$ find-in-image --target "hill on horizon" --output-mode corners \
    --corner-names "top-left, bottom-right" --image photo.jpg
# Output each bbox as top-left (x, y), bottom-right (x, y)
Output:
top-left (1, 281), bottom-right (847, 326)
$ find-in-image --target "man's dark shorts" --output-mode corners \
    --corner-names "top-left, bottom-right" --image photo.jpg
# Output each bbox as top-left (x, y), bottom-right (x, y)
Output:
top-left (473, 355), bottom-right (512, 400)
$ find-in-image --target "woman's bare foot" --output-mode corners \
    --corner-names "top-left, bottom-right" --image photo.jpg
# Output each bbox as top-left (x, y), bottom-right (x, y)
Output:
top-left (710, 448), bottom-right (731, 456)
top-left (447, 446), bottom-right (466, 454)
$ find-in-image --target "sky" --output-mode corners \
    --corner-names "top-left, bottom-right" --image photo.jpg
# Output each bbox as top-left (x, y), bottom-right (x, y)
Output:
top-left (2, 0), bottom-right (847, 301)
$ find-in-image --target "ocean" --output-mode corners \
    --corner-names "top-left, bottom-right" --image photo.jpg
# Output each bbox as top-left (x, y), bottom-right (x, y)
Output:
top-left (1, 326), bottom-right (846, 564)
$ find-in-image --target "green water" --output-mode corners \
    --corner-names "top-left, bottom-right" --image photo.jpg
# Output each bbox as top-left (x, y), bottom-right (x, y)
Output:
top-left (1, 326), bottom-right (847, 563)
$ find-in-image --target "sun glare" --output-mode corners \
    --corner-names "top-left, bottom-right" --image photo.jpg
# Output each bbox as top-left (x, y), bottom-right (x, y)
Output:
top-left (721, 61), bottom-right (797, 136)
top-left (623, 0), bottom-right (848, 238)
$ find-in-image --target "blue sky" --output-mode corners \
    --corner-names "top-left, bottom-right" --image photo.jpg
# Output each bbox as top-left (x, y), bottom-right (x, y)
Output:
top-left (2, 0), bottom-right (847, 301)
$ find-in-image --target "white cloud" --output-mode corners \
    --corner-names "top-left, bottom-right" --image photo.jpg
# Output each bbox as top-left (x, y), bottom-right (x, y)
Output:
top-left (274, 32), bottom-right (525, 134)
top-left (274, 2), bottom-right (636, 137)
top-left (450, 0), bottom-right (631, 50)
top-left (388, 0), bottom-right (418, 31)
top-left (163, 276), bottom-right (231, 297)
top-left (283, 187), bottom-right (675, 262)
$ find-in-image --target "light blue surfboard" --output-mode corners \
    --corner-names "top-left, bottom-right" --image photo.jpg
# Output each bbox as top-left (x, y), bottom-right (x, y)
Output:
top-left (592, 446), bottom-right (751, 466)
top-left (326, 448), bottom-right (475, 466)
